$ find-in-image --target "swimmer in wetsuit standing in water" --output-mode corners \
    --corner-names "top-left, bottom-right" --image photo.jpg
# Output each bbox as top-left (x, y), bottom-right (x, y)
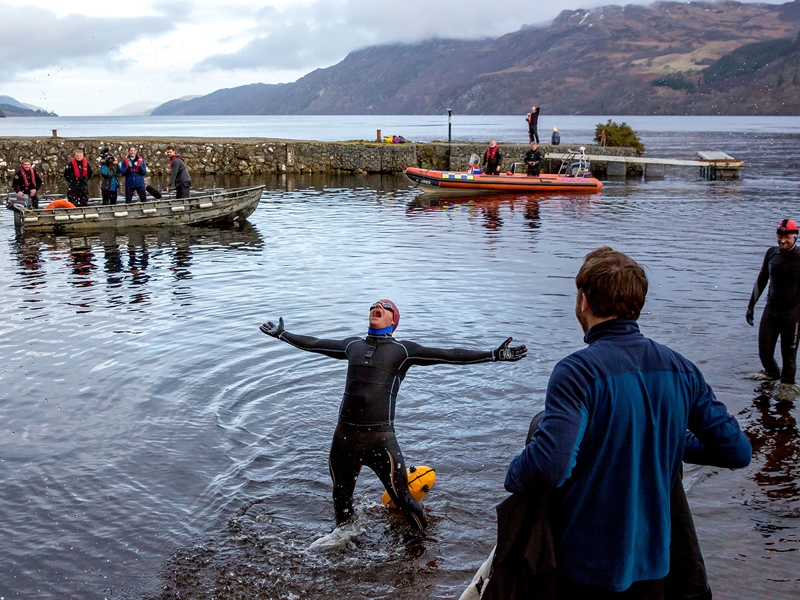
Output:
top-left (747, 219), bottom-right (800, 390)
top-left (260, 300), bottom-right (526, 530)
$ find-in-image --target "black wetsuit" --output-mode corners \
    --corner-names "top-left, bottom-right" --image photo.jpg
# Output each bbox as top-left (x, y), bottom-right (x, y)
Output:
top-left (748, 245), bottom-right (800, 383)
top-left (276, 329), bottom-right (497, 530)
top-left (523, 148), bottom-right (544, 177)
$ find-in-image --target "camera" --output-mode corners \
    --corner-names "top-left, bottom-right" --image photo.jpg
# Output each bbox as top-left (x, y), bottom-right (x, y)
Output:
top-left (100, 147), bottom-right (115, 165)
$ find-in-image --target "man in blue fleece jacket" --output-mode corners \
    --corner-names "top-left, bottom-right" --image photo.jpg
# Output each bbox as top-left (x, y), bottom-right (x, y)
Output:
top-left (505, 247), bottom-right (752, 598)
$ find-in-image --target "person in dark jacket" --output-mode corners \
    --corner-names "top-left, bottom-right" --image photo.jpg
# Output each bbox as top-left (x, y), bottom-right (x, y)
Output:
top-left (260, 300), bottom-right (526, 530)
top-left (11, 159), bottom-right (43, 208)
top-left (505, 247), bottom-right (751, 598)
top-left (482, 140), bottom-right (503, 175)
top-left (551, 127), bottom-right (560, 146)
top-left (119, 146), bottom-right (147, 203)
top-left (166, 146), bottom-right (191, 199)
top-left (746, 218), bottom-right (800, 388)
top-left (63, 149), bottom-right (93, 207)
top-left (100, 153), bottom-right (119, 205)
top-left (523, 142), bottom-right (544, 177)
top-left (527, 106), bottom-right (540, 144)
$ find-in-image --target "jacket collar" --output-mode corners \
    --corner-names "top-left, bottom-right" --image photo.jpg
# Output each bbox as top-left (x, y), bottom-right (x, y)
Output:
top-left (584, 318), bottom-right (641, 344)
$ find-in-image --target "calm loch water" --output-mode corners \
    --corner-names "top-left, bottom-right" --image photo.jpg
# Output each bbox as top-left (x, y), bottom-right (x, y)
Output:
top-left (1, 123), bottom-right (799, 598)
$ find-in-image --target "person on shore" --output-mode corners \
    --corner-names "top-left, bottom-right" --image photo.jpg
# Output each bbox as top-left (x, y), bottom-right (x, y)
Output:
top-left (100, 151), bottom-right (119, 205)
top-left (260, 300), bottom-right (526, 531)
top-left (527, 106), bottom-right (540, 144)
top-left (504, 247), bottom-right (751, 597)
top-left (523, 142), bottom-right (544, 177)
top-left (165, 147), bottom-right (191, 199)
top-left (482, 140), bottom-right (503, 175)
top-left (11, 159), bottom-right (43, 208)
top-left (746, 219), bottom-right (800, 390)
top-left (551, 127), bottom-right (560, 146)
top-left (119, 146), bottom-right (147, 203)
top-left (63, 149), bottom-right (93, 207)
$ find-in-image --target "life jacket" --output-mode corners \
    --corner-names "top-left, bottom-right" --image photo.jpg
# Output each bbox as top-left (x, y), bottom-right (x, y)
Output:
top-left (71, 158), bottom-right (88, 179)
top-left (169, 154), bottom-right (184, 169)
top-left (19, 166), bottom-right (38, 189)
top-left (123, 156), bottom-right (143, 173)
top-left (486, 145), bottom-right (499, 160)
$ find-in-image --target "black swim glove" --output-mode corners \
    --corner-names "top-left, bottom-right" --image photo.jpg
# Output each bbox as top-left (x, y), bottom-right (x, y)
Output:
top-left (260, 317), bottom-right (285, 338)
top-left (746, 307), bottom-right (754, 327)
top-left (494, 337), bottom-right (527, 361)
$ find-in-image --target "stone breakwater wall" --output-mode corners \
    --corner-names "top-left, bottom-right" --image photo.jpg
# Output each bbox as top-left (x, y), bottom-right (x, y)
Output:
top-left (0, 137), bottom-right (638, 181)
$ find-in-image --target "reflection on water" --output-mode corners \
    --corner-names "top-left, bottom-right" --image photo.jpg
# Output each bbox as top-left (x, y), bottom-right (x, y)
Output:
top-left (2, 131), bottom-right (800, 599)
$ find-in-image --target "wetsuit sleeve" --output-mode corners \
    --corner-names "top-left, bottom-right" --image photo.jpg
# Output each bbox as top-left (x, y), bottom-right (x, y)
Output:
top-left (748, 249), bottom-right (772, 310)
top-left (400, 340), bottom-right (495, 366)
top-left (12, 173), bottom-right (22, 193)
top-left (277, 330), bottom-right (355, 360)
top-left (505, 358), bottom-right (589, 493)
top-left (683, 370), bottom-right (751, 468)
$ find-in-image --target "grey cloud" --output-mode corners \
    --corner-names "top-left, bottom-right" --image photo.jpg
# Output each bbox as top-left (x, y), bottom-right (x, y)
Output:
top-left (0, 4), bottom-right (178, 82)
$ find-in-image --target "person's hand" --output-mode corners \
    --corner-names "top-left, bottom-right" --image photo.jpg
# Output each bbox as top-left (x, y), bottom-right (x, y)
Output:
top-left (166, 186), bottom-right (170, 193)
top-left (746, 307), bottom-right (754, 327)
top-left (16, 191), bottom-right (23, 199)
top-left (260, 317), bottom-right (285, 338)
top-left (30, 189), bottom-right (36, 196)
top-left (494, 337), bottom-right (527, 361)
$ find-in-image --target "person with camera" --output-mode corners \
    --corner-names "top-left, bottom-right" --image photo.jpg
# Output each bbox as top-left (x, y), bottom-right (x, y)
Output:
top-left (99, 150), bottom-right (119, 205)
top-left (11, 159), bottom-right (43, 209)
top-left (523, 141), bottom-right (544, 177)
top-left (63, 149), bottom-right (93, 207)
top-left (119, 146), bottom-right (147, 203)
top-left (165, 146), bottom-right (191, 199)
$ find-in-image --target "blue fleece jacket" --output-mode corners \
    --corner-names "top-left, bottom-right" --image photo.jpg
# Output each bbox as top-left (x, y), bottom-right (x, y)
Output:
top-left (505, 319), bottom-right (751, 592)
top-left (118, 155), bottom-right (147, 188)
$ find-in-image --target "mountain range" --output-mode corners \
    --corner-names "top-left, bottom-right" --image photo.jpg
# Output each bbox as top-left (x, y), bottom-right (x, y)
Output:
top-left (152, 0), bottom-right (800, 116)
top-left (0, 95), bottom-right (57, 117)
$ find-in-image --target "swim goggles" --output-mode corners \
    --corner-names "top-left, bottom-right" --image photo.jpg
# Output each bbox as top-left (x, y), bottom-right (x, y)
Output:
top-left (370, 302), bottom-right (394, 312)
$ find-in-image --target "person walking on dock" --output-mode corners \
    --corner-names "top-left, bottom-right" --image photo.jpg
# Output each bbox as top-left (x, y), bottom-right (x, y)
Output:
top-left (63, 149), bottom-right (93, 207)
top-left (260, 300), bottom-right (526, 531)
top-left (747, 219), bottom-right (800, 390)
top-left (166, 146), bottom-right (191, 199)
top-left (119, 146), bottom-right (147, 203)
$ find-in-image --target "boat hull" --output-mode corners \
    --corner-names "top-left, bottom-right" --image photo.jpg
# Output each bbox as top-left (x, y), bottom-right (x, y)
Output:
top-left (10, 186), bottom-right (265, 232)
top-left (405, 167), bottom-right (602, 194)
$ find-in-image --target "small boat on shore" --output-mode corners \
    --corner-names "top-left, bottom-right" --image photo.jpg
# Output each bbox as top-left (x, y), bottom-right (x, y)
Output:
top-left (405, 167), bottom-right (603, 194)
top-left (7, 185), bottom-right (265, 232)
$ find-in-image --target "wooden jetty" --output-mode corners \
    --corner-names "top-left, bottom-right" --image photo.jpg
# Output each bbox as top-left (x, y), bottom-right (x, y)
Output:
top-left (546, 150), bottom-right (744, 180)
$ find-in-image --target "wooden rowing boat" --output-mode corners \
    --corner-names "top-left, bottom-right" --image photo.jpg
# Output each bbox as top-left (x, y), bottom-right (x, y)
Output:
top-left (7, 185), bottom-right (265, 232)
top-left (405, 167), bottom-right (602, 194)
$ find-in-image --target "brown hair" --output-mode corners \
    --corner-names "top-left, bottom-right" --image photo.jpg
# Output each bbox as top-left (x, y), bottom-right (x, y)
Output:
top-left (166, 146), bottom-right (175, 152)
top-left (575, 247), bottom-right (648, 320)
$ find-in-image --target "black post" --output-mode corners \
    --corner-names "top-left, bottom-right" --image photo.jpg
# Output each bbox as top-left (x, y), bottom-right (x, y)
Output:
top-left (447, 108), bottom-right (452, 170)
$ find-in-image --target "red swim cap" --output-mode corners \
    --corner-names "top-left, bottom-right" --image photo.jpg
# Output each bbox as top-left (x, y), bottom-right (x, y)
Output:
top-left (777, 219), bottom-right (799, 235)
top-left (376, 299), bottom-right (400, 331)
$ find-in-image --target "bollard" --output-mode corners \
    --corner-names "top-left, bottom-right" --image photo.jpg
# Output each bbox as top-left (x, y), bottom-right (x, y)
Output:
top-left (377, 129), bottom-right (381, 142)
top-left (52, 129), bottom-right (58, 138)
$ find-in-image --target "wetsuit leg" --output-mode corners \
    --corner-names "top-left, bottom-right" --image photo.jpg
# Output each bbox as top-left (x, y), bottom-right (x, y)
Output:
top-left (362, 430), bottom-right (427, 530)
top-left (778, 311), bottom-right (800, 384)
top-left (329, 424), bottom-right (363, 524)
top-left (758, 309), bottom-right (783, 379)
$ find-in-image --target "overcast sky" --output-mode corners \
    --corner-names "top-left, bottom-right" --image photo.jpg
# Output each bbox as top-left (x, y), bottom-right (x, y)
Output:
top-left (0, 0), bottom-right (790, 115)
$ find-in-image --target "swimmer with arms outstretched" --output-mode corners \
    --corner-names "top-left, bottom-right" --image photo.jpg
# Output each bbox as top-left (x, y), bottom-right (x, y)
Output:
top-left (260, 299), bottom-right (526, 530)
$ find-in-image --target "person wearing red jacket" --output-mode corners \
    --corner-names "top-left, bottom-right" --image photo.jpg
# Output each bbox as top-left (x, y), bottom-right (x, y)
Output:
top-left (63, 149), bottom-right (93, 207)
top-left (11, 159), bottom-right (43, 208)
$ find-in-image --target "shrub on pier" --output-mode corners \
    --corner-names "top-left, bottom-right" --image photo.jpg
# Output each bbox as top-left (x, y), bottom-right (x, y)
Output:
top-left (595, 120), bottom-right (645, 156)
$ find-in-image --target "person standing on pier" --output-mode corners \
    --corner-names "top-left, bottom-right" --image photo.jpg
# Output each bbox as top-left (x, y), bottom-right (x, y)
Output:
top-left (746, 219), bottom-right (800, 390)
top-left (527, 106), bottom-right (540, 144)
top-left (165, 147), bottom-right (191, 199)
top-left (11, 159), bottom-right (42, 208)
top-left (63, 149), bottom-right (93, 207)
top-left (119, 146), bottom-right (147, 203)
top-left (482, 140), bottom-right (503, 175)
top-left (259, 300), bottom-right (526, 531)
